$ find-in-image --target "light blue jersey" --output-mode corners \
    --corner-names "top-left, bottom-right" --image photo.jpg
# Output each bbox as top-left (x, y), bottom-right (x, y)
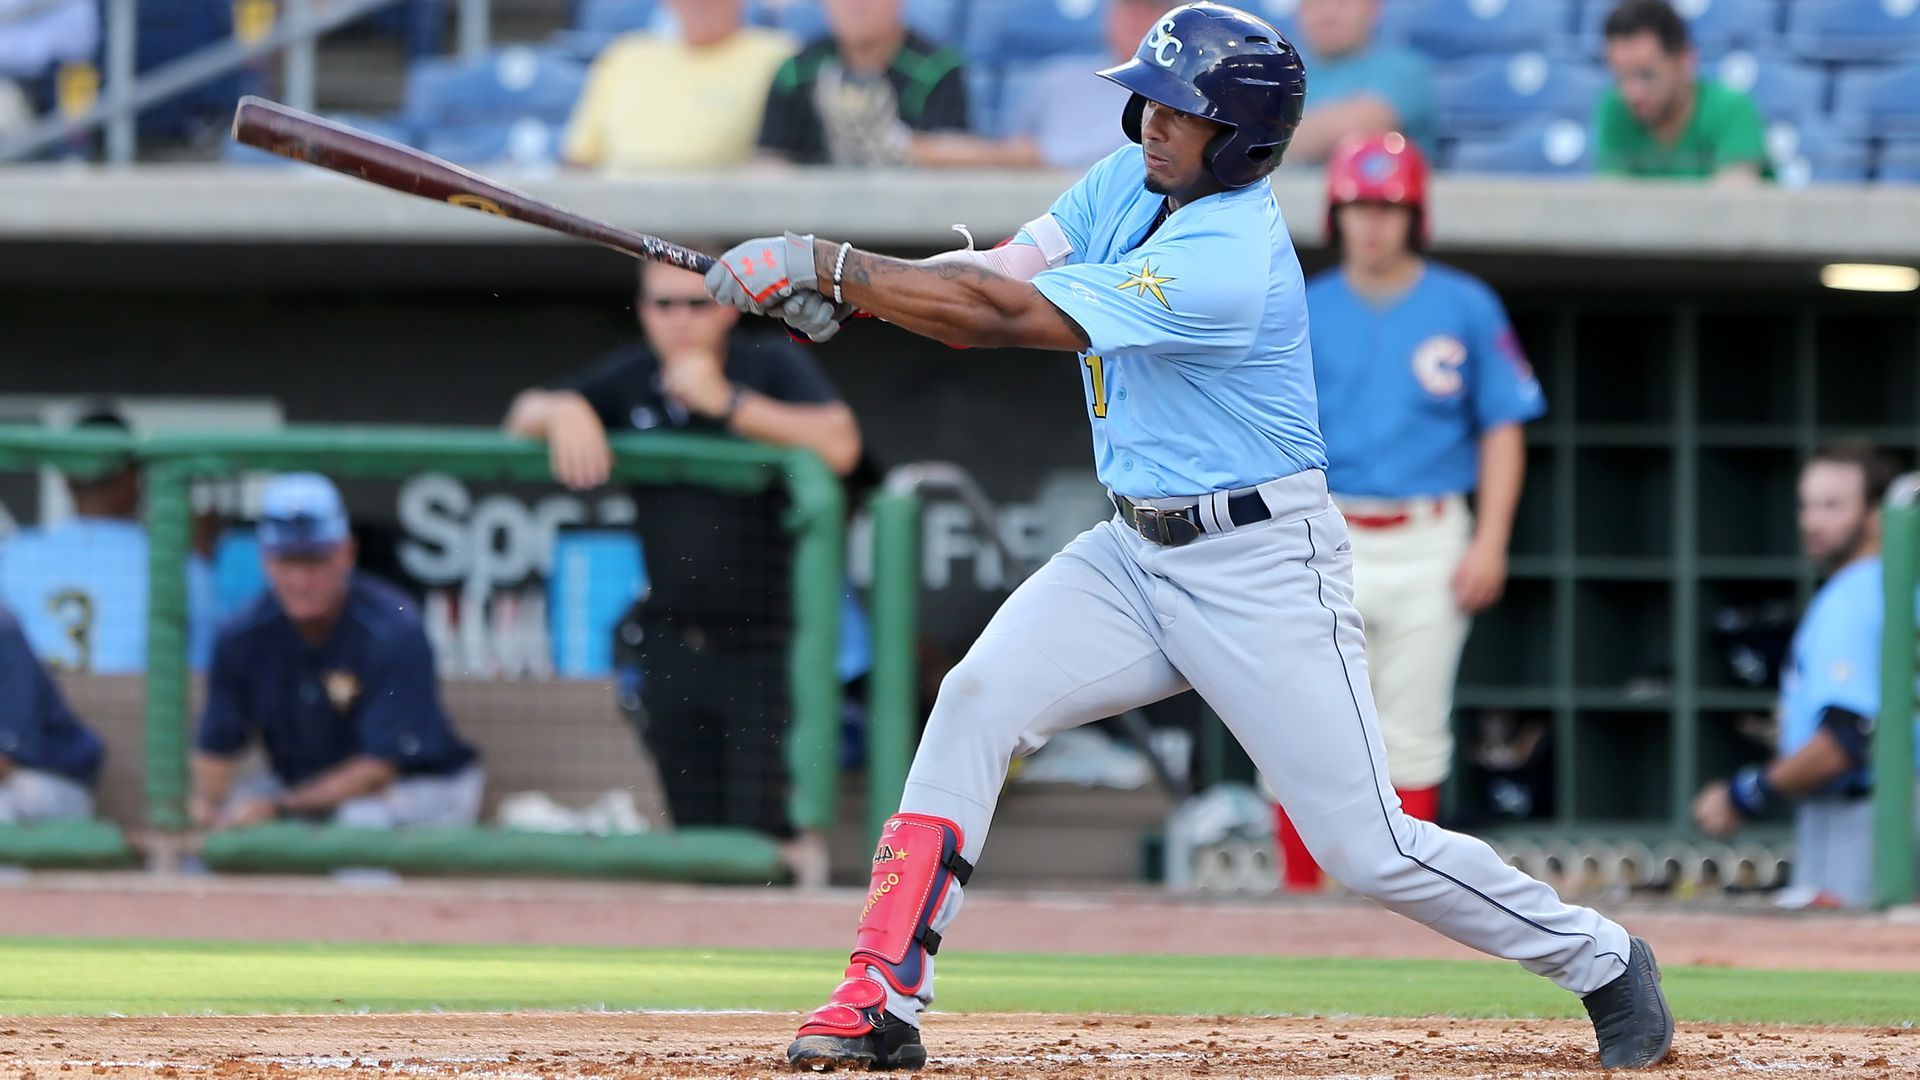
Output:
top-left (1780, 556), bottom-right (1920, 787)
top-left (1028, 146), bottom-right (1326, 499)
top-left (1308, 263), bottom-right (1546, 499)
top-left (0, 518), bottom-right (216, 674)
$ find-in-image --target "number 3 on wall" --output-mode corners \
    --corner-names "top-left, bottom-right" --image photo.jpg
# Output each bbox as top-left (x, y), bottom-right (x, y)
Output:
top-left (1084, 354), bottom-right (1108, 419)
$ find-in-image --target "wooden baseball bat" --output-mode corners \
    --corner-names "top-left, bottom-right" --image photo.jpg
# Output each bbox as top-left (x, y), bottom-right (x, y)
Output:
top-left (229, 95), bottom-right (715, 274)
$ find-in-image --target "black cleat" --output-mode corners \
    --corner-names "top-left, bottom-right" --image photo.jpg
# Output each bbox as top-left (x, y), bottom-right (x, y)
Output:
top-left (787, 1013), bottom-right (927, 1072)
top-left (1583, 936), bottom-right (1675, 1069)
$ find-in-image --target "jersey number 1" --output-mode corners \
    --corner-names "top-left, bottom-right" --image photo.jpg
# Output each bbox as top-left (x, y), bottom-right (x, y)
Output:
top-left (1084, 354), bottom-right (1108, 419)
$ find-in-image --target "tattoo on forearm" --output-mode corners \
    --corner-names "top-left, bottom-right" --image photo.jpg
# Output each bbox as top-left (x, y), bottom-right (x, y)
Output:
top-left (842, 250), bottom-right (1001, 289)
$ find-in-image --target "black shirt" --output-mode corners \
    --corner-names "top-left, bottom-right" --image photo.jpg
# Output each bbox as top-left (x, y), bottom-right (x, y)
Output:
top-left (757, 31), bottom-right (969, 165)
top-left (560, 332), bottom-right (844, 624)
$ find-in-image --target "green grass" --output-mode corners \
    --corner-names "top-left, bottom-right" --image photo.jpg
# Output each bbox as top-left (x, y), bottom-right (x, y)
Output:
top-left (1, 938), bottom-right (1913, 1026)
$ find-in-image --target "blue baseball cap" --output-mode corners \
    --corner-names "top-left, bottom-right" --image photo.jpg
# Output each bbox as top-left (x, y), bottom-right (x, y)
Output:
top-left (257, 472), bottom-right (350, 555)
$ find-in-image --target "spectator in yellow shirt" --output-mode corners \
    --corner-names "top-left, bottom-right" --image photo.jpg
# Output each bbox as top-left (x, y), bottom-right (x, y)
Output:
top-left (563, 0), bottom-right (795, 173)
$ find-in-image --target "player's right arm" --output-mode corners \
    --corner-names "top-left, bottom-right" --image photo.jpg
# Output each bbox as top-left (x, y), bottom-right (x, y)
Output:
top-left (505, 389), bottom-right (612, 490)
top-left (814, 244), bottom-right (1091, 352)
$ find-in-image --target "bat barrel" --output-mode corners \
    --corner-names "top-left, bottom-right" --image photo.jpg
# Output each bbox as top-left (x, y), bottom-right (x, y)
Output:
top-left (229, 96), bottom-right (716, 275)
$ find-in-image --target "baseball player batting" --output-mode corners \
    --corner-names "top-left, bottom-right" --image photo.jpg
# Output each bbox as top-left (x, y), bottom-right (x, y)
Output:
top-left (706, 3), bottom-right (1672, 1072)
top-left (1275, 132), bottom-right (1547, 891)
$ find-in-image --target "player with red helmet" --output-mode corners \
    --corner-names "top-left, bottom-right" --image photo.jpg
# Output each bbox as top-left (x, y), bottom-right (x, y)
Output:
top-left (1275, 132), bottom-right (1549, 891)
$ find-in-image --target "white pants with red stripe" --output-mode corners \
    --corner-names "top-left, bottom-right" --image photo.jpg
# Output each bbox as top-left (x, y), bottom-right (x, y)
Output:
top-left (1340, 492), bottom-right (1474, 792)
top-left (878, 469), bottom-right (1629, 1027)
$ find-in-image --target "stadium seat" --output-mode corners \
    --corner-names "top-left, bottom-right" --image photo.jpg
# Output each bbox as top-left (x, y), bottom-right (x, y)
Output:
top-left (1786, 0), bottom-right (1920, 64)
top-left (553, 0), bottom-right (666, 59)
top-left (368, 0), bottom-right (446, 59)
top-left (1879, 140), bottom-right (1920, 182)
top-left (1448, 116), bottom-right (1593, 173)
top-left (1576, 0), bottom-right (1779, 58)
top-left (137, 0), bottom-right (260, 141)
top-left (1764, 119), bottom-right (1872, 184)
top-left (969, 65), bottom-right (1008, 137)
top-left (966, 0), bottom-right (1105, 64)
top-left (1437, 51), bottom-right (1608, 135)
top-left (750, 0), bottom-right (966, 44)
top-left (422, 118), bottom-right (563, 167)
top-left (1712, 50), bottom-right (1826, 123)
top-left (403, 47), bottom-right (587, 131)
top-left (1401, 0), bottom-right (1572, 60)
top-left (1832, 60), bottom-right (1920, 138)
top-left (1245, 0), bottom-right (1306, 45)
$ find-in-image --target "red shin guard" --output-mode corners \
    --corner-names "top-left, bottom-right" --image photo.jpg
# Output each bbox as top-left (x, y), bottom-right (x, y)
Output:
top-left (797, 813), bottom-right (972, 1038)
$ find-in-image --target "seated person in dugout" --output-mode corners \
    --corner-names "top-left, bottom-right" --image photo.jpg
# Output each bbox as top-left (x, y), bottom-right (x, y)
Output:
top-left (189, 473), bottom-right (483, 832)
top-left (0, 604), bottom-right (104, 825)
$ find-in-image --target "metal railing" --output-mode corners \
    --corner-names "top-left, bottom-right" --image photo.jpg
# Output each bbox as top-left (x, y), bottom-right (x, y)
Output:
top-left (0, 0), bottom-right (493, 165)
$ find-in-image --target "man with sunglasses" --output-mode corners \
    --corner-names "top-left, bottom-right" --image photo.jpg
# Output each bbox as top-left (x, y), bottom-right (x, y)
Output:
top-left (189, 473), bottom-right (483, 833)
top-left (504, 255), bottom-right (861, 881)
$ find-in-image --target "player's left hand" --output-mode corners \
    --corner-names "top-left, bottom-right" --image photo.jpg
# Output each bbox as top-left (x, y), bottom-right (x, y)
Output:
top-left (774, 291), bottom-right (856, 343)
top-left (706, 232), bottom-right (818, 313)
top-left (1692, 781), bottom-right (1741, 837)
top-left (1451, 539), bottom-right (1508, 614)
top-left (659, 351), bottom-right (734, 419)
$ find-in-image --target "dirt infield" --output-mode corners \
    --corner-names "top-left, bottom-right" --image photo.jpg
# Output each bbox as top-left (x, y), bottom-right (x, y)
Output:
top-left (5, 1012), bottom-right (1917, 1079)
top-left (5, 875), bottom-right (1920, 1077)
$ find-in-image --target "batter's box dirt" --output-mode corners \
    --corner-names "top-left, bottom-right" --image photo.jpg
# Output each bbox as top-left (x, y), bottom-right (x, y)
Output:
top-left (5, 1013), bottom-right (1916, 1079)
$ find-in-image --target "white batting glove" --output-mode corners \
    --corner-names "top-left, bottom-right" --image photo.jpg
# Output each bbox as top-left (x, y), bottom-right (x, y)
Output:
top-left (775, 291), bottom-right (856, 343)
top-left (704, 232), bottom-right (817, 314)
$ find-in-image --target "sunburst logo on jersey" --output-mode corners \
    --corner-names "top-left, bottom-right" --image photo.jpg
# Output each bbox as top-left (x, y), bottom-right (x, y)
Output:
top-left (1116, 262), bottom-right (1175, 310)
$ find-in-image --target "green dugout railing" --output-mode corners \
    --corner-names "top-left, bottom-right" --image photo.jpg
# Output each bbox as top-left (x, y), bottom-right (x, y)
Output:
top-left (0, 425), bottom-right (853, 880)
top-left (1875, 475), bottom-right (1920, 909)
top-left (0, 428), bottom-right (141, 866)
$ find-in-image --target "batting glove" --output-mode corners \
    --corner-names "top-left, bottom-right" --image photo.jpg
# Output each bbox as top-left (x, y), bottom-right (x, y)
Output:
top-left (706, 232), bottom-right (817, 314)
top-left (775, 292), bottom-right (856, 343)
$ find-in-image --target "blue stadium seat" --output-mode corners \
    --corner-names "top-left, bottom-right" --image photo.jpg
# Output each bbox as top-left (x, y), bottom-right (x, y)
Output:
top-left (1711, 50), bottom-right (1826, 123)
top-left (966, 0), bottom-right (1105, 63)
top-left (1763, 118), bottom-right (1871, 184)
top-left (968, 65), bottom-right (1006, 136)
top-left (1879, 140), bottom-right (1920, 182)
top-left (1437, 51), bottom-right (1608, 135)
top-left (1448, 116), bottom-right (1593, 173)
top-left (1244, 0), bottom-right (1305, 45)
top-left (403, 47), bottom-right (587, 130)
top-left (1576, 0), bottom-right (1778, 58)
top-left (1833, 60), bottom-right (1920, 138)
top-left (553, 0), bottom-right (666, 58)
top-left (576, 0), bottom-right (660, 35)
top-left (1787, 0), bottom-right (1920, 63)
top-left (368, 0), bottom-right (446, 58)
top-left (752, 0), bottom-right (828, 41)
top-left (422, 118), bottom-right (563, 167)
top-left (1401, 0), bottom-right (1572, 60)
top-left (750, 0), bottom-right (966, 44)
top-left (137, 0), bottom-right (260, 140)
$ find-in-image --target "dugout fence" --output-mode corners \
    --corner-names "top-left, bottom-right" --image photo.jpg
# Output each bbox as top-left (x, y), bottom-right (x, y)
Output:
top-left (1874, 476), bottom-right (1920, 909)
top-left (0, 424), bottom-right (938, 882)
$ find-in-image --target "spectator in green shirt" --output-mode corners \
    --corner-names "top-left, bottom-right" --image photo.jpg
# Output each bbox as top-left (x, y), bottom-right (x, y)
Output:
top-left (1595, 0), bottom-right (1767, 184)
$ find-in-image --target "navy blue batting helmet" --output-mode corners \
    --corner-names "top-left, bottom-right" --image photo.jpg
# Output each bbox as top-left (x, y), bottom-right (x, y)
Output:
top-left (1098, 2), bottom-right (1307, 188)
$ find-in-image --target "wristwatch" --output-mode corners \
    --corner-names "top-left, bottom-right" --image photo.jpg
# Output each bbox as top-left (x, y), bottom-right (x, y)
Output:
top-left (719, 383), bottom-right (746, 425)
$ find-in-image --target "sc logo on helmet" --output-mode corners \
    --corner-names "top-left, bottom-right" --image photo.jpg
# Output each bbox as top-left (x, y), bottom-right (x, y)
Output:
top-left (1146, 16), bottom-right (1184, 66)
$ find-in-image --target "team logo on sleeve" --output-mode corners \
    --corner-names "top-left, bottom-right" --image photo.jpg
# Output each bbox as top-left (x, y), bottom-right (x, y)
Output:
top-left (1116, 262), bottom-right (1176, 310)
top-left (1412, 335), bottom-right (1467, 397)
